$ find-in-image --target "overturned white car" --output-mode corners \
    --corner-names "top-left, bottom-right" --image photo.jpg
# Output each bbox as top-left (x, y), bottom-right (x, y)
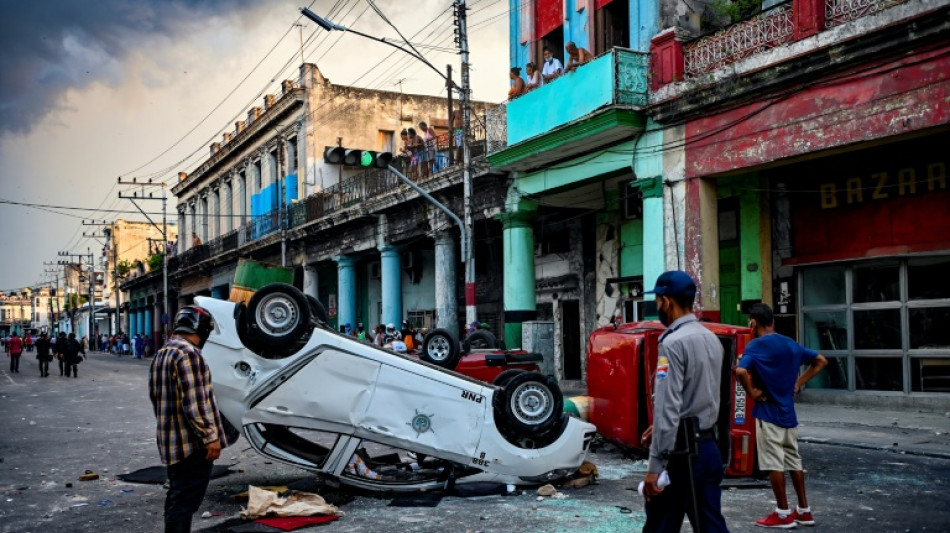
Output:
top-left (196, 284), bottom-right (596, 492)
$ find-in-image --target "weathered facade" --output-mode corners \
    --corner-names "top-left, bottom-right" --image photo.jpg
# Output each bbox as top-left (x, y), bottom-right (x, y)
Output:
top-left (648, 0), bottom-right (950, 403)
top-left (161, 63), bottom-right (498, 341)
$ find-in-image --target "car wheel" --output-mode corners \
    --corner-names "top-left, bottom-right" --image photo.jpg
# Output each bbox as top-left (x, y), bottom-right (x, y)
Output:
top-left (246, 283), bottom-right (311, 349)
top-left (462, 330), bottom-right (498, 352)
top-left (420, 328), bottom-right (461, 369)
top-left (306, 295), bottom-right (329, 325)
top-left (492, 369), bottom-right (525, 387)
top-left (495, 371), bottom-right (563, 437)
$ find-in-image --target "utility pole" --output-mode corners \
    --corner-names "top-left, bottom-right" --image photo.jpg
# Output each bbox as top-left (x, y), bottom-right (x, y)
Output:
top-left (58, 250), bottom-right (94, 340)
top-left (455, 0), bottom-right (476, 326)
top-left (83, 220), bottom-right (115, 334)
top-left (446, 64), bottom-right (454, 166)
top-left (43, 263), bottom-right (63, 334)
top-left (117, 179), bottom-right (170, 341)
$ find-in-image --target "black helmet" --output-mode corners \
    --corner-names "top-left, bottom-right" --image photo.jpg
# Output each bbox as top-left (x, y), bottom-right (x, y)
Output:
top-left (173, 306), bottom-right (215, 344)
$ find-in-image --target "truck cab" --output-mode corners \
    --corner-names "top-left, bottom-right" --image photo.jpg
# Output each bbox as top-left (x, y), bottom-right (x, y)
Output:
top-left (587, 320), bottom-right (756, 477)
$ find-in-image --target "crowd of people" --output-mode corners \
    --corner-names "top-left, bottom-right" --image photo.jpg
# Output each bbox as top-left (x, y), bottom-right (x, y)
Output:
top-left (397, 112), bottom-right (464, 181)
top-left (3, 331), bottom-right (86, 377)
top-left (341, 320), bottom-right (422, 352)
top-left (507, 42), bottom-right (593, 100)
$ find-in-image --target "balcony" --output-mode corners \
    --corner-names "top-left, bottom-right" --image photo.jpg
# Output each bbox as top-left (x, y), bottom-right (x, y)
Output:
top-left (488, 47), bottom-right (649, 172)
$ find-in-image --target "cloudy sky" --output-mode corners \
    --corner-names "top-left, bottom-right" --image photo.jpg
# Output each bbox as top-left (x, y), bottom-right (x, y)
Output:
top-left (0, 0), bottom-right (510, 291)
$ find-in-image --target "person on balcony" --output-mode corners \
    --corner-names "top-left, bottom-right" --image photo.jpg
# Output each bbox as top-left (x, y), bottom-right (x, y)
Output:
top-left (418, 121), bottom-right (438, 179)
top-left (508, 67), bottom-right (526, 99)
top-left (406, 128), bottom-right (424, 180)
top-left (525, 62), bottom-right (542, 91)
top-left (451, 111), bottom-right (463, 164)
top-left (541, 47), bottom-right (563, 83)
top-left (192, 232), bottom-right (202, 248)
top-left (564, 42), bottom-right (593, 73)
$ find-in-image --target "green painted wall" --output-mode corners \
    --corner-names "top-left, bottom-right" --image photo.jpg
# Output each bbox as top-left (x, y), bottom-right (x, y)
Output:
top-left (620, 218), bottom-right (644, 278)
top-left (717, 175), bottom-right (764, 303)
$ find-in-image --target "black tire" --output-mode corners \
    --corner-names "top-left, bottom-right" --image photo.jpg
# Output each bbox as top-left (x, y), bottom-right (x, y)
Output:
top-left (462, 330), bottom-right (498, 352)
top-left (492, 369), bottom-right (526, 387)
top-left (420, 328), bottom-right (462, 369)
top-left (495, 371), bottom-right (563, 437)
top-left (246, 283), bottom-right (311, 349)
top-left (306, 295), bottom-right (329, 325)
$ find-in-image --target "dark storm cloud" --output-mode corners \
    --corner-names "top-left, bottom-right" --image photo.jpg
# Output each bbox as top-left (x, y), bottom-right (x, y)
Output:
top-left (0, 0), bottom-right (257, 136)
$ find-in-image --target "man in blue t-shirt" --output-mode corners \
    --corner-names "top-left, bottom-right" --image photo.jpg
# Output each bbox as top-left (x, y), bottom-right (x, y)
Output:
top-left (736, 303), bottom-right (827, 529)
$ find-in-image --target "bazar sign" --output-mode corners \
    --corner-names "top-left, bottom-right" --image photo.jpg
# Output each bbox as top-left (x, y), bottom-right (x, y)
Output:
top-left (818, 161), bottom-right (946, 209)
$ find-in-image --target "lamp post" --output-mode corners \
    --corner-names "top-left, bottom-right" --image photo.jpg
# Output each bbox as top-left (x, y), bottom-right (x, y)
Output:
top-left (300, 1), bottom-right (477, 325)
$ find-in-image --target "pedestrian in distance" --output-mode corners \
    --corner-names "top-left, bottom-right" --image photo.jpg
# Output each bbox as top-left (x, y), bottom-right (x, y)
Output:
top-left (55, 332), bottom-right (67, 376)
top-left (735, 303), bottom-right (828, 528)
top-left (63, 332), bottom-right (85, 378)
top-left (7, 332), bottom-right (23, 373)
top-left (639, 270), bottom-right (730, 533)
top-left (35, 332), bottom-right (53, 377)
top-left (149, 306), bottom-right (227, 533)
top-left (25, 333), bottom-right (34, 352)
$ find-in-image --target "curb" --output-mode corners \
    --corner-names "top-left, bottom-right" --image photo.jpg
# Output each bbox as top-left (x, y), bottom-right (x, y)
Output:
top-left (799, 436), bottom-right (950, 461)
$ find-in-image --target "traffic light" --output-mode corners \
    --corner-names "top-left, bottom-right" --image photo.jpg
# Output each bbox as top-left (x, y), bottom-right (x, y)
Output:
top-left (325, 146), bottom-right (393, 169)
top-left (323, 146), bottom-right (345, 164)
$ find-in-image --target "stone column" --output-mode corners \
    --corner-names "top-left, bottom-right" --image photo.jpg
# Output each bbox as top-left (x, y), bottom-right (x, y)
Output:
top-left (433, 231), bottom-right (458, 336)
top-left (683, 177), bottom-right (720, 321)
top-left (303, 264), bottom-right (319, 301)
top-left (639, 177), bottom-right (666, 304)
top-left (144, 305), bottom-right (153, 348)
top-left (129, 306), bottom-right (137, 339)
top-left (336, 256), bottom-right (357, 331)
top-left (499, 211), bottom-right (537, 350)
top-left (379, 244), bottom-right (403, 328)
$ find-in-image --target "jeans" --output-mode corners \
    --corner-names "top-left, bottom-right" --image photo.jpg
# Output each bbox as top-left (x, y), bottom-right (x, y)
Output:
top-left (39, 360), bottom-right (50, 376)
top-left (643, 439), bottom-right (730, 533)
top-left (9, 354), bottom-right (20, 372)
top-left (165, 450), bottom-right (214, 526)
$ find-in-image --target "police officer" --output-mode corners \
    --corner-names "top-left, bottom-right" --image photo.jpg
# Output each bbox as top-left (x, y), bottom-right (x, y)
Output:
top-left (639, 271), bottom-right (730, 533)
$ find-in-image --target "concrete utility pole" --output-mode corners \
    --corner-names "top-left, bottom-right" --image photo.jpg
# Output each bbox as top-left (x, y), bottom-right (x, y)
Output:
top-left (455, 0), bottom-right (476, 326)
top-left (82, 220), bottom-right (117, 334)
top-left (117, 179), bottom-right (169, 340)
top-left (58, 250), bottom-right (94, 339)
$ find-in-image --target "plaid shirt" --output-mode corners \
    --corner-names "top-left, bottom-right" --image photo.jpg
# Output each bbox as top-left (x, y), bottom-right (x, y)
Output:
top-left (148, 336), bottom-right (227, 465)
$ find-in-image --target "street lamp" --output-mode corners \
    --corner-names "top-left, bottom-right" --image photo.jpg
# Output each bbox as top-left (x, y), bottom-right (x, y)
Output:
top-left (299, 2), bottom-right (477, 327)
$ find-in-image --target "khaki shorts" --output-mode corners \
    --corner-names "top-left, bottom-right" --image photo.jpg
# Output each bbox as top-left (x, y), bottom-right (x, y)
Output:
top-left (756, 419), bottom-right (803, 472)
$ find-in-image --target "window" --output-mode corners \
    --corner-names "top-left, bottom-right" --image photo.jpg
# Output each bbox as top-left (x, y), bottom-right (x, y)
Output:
top-left (269, 149), bottom-right (279, 183)
top-left (593, 0), bottom-right (630, 55)
top-left (287, 137), bottom-right (298, 172)
top-left (239, 171), bottom-right (248, 224)
top-left (224, 181), bottom-right (233, 233)
top-left (378, 130), bottom-right (395, 153)
top-left (406, 309), bottom-right (436, 329)
top-left (799, 256), bottom-right (950, 393)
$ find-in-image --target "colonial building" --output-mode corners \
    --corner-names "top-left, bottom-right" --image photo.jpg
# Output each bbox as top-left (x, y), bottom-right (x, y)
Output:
top-left (164, 63), bottom-right (497, 341)
top-left (0, 288), bottom-right (61, 336)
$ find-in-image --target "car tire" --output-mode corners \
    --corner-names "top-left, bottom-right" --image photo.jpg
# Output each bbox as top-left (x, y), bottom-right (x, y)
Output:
top-left (420, 328), bottom-right (462, 369)
top-left (246, 283), bottom-right (311, 349)
top-left (462, 330), bottom-right (498, 352)
top-left (495, 371), bottom-right (563, 438)
top-left (306, 295), bottom-right (329, 325)
top-left (492, 369), bottom-right (526, 388)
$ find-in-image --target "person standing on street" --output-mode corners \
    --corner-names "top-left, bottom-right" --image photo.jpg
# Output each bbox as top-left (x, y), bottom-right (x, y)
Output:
top-left (736, 303), bottom-right (828, 528)
top-left (149, 306), bottom-right (227, 533)
top-left (639, 271), bottom-right (730, 533)
top-left (25, 333), bottom-right (34, 353)
top-left (55, 332), bottom-right (67, 376)
top-left (7, 332), bottom-right (23, 373)
top-left (63, 333), bottom-right (85, 378)
top-left (35, 332), bottom-right (52, 377)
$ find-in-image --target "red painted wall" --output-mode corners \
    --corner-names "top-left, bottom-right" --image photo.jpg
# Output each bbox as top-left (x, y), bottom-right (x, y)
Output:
top-left (685, 46), bottom-right (950, 179)
top-left (535, 0), bottom-right (563, 39)
top-left (777, 132), bottom-right (950, 264)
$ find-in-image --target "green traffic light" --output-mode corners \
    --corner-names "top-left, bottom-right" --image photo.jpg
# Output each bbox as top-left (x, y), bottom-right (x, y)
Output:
top-left (360, 152), bottom-right (374, 167)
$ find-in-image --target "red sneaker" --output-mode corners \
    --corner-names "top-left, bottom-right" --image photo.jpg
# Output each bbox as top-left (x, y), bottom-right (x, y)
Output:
top-left (791, 510), bottom-right (815, 526)
top-left (755, 512), bottom-right (797, 528)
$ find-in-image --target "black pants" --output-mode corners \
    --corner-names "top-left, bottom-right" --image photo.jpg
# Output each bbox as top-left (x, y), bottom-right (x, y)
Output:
top-left (58, 358), bottom-right (65, 375)
top-left (643, 439), bottom-right (730, 533)
top-left (9, 354), bottom-right (20, 372)
top-left (64, 361), bottom-right (78, 377)
top-left (39, 360), bottom-right (50, 376)
top-left (165, 450), bottom-right (214, 527)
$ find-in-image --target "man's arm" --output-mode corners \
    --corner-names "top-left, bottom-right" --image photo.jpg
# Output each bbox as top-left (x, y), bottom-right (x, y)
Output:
top-left (735, 366), bottom-right (767, 402)
top-left (176, 351), bottom-right (221, 453)
top-left (648, 343), bottom-right (686, 474)
top-left (795, 354), bottom-right (828, 393)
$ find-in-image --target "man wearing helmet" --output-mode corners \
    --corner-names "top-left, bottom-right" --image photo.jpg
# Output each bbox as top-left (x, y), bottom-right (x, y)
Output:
top-left (148, 305), bottom-right (227, 533)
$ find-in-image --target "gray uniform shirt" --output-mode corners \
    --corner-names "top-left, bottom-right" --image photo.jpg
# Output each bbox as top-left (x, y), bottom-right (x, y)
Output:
top-left (648, 314), bottom-right (724, 473)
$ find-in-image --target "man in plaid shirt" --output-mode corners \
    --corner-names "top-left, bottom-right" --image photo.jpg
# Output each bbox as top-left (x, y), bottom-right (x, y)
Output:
top-left (149, 305), bottom-right (227, 533)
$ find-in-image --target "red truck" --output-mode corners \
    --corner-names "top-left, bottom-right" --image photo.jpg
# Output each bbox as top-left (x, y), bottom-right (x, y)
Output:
top-left (587, 320), bottom-right (756, 477)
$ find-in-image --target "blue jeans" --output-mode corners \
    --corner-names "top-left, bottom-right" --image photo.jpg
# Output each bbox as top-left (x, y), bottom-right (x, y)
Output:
top-left (643, 439), bottom-right (730, 533)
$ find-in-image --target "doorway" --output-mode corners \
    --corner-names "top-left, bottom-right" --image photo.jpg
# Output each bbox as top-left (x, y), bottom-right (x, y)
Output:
top-left (561, 299), bottom-right (582, 380)
top-left (537, 28), bottom-right (565, 73)
top-left (594, 0), bottom-right (630, 55)
top-left (718, 199), bottom-right (743, 326)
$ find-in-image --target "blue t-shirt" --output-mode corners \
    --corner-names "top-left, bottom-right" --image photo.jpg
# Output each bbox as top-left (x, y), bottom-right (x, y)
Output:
top-left (737, 333), bottom-right (818, 428)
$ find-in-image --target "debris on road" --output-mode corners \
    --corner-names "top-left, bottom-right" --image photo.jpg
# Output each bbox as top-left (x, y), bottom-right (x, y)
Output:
top-left (239, 485), bottom-right (342, 520)
top-left (234, 486), bottom-right (290, 503)
top-left (78, 470), bottom-right (99, 481)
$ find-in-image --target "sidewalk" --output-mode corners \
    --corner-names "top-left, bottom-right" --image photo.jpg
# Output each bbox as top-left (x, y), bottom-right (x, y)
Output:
top-left (796, 402), bottom-right (950, 459)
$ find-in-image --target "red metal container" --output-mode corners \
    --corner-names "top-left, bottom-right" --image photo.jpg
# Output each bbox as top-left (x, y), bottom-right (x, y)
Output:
top-left (587, 320), bottom-right (757, 477)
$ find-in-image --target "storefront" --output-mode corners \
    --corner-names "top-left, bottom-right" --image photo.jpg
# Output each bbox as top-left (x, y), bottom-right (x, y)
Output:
top-left (770, 131), bottom-right (950, 395)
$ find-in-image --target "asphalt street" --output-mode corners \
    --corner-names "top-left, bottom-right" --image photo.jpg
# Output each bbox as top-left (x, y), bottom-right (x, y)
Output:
top-left (2, 352), bottom-right (950, 533)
